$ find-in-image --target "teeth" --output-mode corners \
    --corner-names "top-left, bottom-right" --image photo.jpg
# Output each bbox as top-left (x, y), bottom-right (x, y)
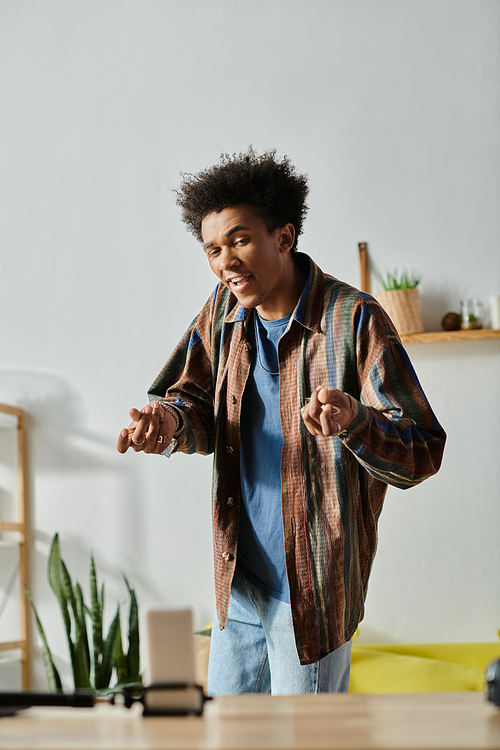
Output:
top-left (231, 277), bottom-right (244, 284)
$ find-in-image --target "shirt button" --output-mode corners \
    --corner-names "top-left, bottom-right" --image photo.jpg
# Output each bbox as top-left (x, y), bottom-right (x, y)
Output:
top-left (230, 395), bottom-right (237, 404)
top-left (226, 445), bottom-right (234, 454)
top-left (222, 551), bottom-right (233, 561)
top-left (226, 497), bottom-right (235, 507)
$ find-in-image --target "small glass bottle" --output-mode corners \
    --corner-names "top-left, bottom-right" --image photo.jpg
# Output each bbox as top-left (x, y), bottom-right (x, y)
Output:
top-left (489, 296), bottom-right (500, 330)
top-left (460, 299), bottom-right (483, 330)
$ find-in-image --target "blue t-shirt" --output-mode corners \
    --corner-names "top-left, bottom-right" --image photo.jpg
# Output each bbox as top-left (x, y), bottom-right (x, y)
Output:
top-left (238, 311), bottom-right (291, 603)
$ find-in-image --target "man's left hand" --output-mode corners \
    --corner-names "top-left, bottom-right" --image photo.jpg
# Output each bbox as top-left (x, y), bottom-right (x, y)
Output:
top-left (301, 387), bottom-right (355, 437)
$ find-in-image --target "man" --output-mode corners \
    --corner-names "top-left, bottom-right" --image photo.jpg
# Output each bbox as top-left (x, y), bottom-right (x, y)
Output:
top-left (118, 148), bottom-right (446, 696)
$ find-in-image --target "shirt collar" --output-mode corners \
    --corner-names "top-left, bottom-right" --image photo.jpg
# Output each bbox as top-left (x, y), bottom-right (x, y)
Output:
top-left (223, 253), bottom-right (325, 333)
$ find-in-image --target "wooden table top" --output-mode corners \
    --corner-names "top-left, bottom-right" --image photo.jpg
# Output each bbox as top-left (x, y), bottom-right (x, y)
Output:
top-left (0, 692), bottom-right (499, 750)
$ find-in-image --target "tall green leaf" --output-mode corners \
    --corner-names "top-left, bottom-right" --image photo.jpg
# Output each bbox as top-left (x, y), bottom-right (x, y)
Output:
top-left (73, 628), bottom-right (92, 690)
top-left (47, 535), bottom-right (71, 636)
top-left (60, 557), bottom-right (85, 684)
top-left (75, 583), bottom-right (91, 684)
top-left (47, 534), bottom-right (74, 665)
top-left (95, 606), bottom-right (121, 690)
top-left (61, 560), bottom-right (80, 645)
top-left (90, 557), bottom-right (103, 685)
top-left (114, 617), bottom-right (128, 685)
top-left (123, 575), bottom-right (140, 682)
top-left (25, 587), bottom-right (63, 694)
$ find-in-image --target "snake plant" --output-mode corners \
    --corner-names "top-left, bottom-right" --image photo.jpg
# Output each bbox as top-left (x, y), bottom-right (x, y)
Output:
top-left (378, 269), bottom-right (422, 291)
top-left (26, 533), bottom-right (141, 693)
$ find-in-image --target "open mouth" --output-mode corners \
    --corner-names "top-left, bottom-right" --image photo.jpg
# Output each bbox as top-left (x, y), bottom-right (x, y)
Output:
top-left (228, 275), bottom-right (252, 289)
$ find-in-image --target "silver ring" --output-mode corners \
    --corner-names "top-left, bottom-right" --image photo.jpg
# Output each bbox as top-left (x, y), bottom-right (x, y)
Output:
top-left (132, 437), bottom-right (145, 446)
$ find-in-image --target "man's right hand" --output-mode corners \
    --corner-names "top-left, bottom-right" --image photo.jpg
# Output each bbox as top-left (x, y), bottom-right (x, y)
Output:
top-left (117, 402), bottom-right (177, 455)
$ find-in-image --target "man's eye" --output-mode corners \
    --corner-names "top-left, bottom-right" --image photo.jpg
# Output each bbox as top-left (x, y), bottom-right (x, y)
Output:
top-left (235, 237), bottom-right (250, 246)
top-left (208, 248), bottom-right (220, 258)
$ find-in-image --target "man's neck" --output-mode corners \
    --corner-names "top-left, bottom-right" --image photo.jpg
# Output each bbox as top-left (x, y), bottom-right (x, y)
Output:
top-left (257, 257), bottom-right (307, 321)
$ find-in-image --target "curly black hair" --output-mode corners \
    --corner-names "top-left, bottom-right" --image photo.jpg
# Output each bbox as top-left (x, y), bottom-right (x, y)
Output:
top-left (175, 147), bottom-right (309, 252)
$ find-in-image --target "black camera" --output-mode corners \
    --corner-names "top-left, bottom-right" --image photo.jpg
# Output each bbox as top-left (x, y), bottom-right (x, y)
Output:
top-left (486, 659), bottom-right (500, 707)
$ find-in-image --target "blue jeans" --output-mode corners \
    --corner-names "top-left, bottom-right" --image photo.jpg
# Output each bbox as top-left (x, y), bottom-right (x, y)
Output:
top-left (207, 569), bottom-right (351, 696)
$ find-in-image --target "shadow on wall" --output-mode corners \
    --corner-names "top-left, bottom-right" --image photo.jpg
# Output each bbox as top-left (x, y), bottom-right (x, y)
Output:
top-left (0, 369), bottom-right (114, 473)
top-left (0, 368), bottom-right (154, 586)
top-left (0, 369), bottom-right (191, 606)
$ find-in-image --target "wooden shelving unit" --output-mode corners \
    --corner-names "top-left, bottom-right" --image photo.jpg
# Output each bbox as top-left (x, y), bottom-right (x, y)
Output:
top-left (400, 329), bottom-right (500, 344)
top-left (0, 403), bottom-right (29, 688)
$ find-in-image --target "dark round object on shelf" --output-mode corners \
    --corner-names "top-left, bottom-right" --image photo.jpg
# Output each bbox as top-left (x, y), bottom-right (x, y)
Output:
top-left (441, 312), bottom-right (461, 331)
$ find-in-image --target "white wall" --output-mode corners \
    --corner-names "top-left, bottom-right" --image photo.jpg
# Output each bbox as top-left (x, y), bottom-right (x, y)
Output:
top-left (1, 0), bottom-right (499, 689)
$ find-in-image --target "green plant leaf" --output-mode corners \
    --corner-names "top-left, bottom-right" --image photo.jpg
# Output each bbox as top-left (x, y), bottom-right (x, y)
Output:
top-left (47, 534), bottom-right (74, 665)
top-left (379, 268), bottom-right (422, 291)
top-left (95, 606), bottom-right (121, 690)
top-left (25, 587), bottom-right (63, 694)
top-left (72, 627), bottom-right (92, 690)
top-left (114, 616), bottom-right (128, 685)
top-left (123, 575), bottom-right (140, 682)
top-left (75, 582), bottom-right (91, 684)
top-left (60, 558), bottom-right (83, 680)
top-left (90, 556), bottom-right (103, 685)
top-left (48, 535), bottom-right (70, 636)
top-left (61, 560), bottom-right (80, 635)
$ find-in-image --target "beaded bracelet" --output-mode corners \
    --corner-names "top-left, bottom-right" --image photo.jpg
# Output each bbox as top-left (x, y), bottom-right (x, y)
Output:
top-left (157, 401), bottom-right (181, 433)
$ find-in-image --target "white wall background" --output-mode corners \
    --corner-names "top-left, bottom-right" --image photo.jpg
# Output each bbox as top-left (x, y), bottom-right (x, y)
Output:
top-left (1, 0), bottom-right (499, 689)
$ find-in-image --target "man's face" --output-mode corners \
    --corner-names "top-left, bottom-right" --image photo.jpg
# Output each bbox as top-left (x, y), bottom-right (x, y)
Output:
top-left (201, 203), bottom-right (295, 320)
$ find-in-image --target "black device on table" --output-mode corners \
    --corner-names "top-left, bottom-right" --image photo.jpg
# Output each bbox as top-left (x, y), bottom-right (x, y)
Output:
top-left (486, 659), bottom-right (500, 708)
top-left (0, 691), bottom-right (95, 717)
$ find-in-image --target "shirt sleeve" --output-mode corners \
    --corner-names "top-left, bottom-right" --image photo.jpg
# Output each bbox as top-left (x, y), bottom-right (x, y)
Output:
top-left (147, 294), bottom-right (216, 456)
top-left (342, 300), bottom-right (446, 489)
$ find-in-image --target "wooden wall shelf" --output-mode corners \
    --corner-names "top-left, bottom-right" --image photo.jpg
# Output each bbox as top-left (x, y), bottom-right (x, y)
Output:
top-left (400, 329), bottom-right (500, 344)
top-left (356, 244), bottom-right (500, 346)
top-left (0, 403), bottom-right (29, 689)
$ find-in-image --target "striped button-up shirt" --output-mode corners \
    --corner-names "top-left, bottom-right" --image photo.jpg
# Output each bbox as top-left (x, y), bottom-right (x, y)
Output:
top-left (149, 254), bottom-right (446, 665)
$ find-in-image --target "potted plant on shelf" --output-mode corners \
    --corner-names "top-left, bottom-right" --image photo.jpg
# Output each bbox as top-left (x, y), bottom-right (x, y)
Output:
top-left (376, 270), bottom-right (424, 336)
top-left (26, 533), bottom-right (141, 695)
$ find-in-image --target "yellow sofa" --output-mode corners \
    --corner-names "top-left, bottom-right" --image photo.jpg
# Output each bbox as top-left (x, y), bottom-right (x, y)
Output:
top-left (349, 640), bottom-right (500, 693)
